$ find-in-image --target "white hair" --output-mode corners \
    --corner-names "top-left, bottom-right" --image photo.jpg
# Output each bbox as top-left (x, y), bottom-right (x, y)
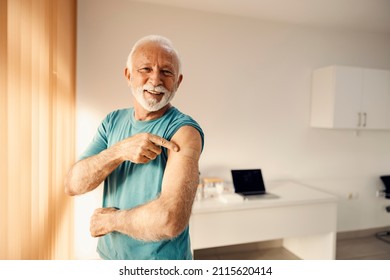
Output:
top-left (126, 35), bottom-right (182, 75)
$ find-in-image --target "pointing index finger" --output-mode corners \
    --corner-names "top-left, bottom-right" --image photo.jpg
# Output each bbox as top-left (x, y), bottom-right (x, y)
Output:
top-left (149, 134), bottom-right (179, 152)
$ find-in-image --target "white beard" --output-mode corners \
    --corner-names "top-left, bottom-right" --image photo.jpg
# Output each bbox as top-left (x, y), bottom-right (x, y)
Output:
top-left (132, 84), bottom-right (176, 112)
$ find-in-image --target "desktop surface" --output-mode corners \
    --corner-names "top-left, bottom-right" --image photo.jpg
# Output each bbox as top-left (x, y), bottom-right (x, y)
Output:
top-left (192, 180), bottom-right (337, 214)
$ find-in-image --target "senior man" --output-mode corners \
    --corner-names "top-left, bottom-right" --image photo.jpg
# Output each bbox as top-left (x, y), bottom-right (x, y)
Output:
top-left (65, 35), bottom-right (204, 260)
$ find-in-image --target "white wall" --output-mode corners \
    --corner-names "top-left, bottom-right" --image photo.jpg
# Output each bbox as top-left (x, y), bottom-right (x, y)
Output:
top-left (76, 0), bottom-right (390, 259)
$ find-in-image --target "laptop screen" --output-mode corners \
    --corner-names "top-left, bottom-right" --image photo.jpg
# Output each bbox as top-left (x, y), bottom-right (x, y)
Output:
top-left (231, 169), bottom-right (266, 195)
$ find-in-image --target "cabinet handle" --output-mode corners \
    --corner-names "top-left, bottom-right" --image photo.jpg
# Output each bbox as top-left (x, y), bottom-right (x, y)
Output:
top-left (357, 112), bottom-right (362, 127)
top-left (363, 112), bottom-right (367, 127)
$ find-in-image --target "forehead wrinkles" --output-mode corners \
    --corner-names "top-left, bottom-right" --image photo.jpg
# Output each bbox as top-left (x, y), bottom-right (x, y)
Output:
top-left (132, 43), bottom-right (180, 72)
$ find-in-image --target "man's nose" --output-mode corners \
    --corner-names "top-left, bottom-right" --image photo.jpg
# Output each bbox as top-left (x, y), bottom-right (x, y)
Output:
top-left (148, 70), bottom-right (162, 86)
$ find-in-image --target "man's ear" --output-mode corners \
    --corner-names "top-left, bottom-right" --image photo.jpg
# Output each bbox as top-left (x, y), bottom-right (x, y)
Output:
top-left (176, 74), bottom-right (183, 90)
top-left (124, 67), bottom-right (131, 85)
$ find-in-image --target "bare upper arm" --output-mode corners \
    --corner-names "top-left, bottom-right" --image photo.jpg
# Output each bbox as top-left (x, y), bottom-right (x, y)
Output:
top-left (168, 125), bottom-right (202, 161)
top-left (162, 125), bottom-right (202, 193)
top-left (159, 125), bottom-right (202, 225)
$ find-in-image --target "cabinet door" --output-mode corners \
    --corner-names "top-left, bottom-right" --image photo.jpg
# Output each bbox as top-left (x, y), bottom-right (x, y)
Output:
top-left (361, 69), bottom-right (390, 129)
top-left (333, 66), bottom-right (363, 128)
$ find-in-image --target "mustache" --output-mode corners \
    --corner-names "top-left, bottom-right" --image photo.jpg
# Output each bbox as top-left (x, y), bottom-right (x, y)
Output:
top-left (142, 84), bottom-right (171, 94)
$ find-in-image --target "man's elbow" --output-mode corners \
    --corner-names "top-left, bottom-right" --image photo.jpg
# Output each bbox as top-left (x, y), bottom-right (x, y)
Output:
top-left (162, 212), bottom-right (189, 239)
top-left (162, 225), bottom-right (185, 240)
top-left (64, 185), bottom-right (77, 196)
top-left (64, 170), bottom-right (79, 196)
top-left (64, 180), bottom-right (76, 196)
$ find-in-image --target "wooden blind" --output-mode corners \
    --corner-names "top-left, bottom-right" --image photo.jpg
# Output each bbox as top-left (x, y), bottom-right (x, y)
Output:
top-left (0, 0), bottom-right (76, 259)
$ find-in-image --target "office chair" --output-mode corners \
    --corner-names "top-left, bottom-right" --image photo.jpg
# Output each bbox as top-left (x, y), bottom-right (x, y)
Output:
top-left (376, 176), bottom-right (390, 244)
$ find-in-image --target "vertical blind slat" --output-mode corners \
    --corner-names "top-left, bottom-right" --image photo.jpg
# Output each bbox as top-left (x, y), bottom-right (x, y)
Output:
top-left (0, 0), bottom-right (9, 260)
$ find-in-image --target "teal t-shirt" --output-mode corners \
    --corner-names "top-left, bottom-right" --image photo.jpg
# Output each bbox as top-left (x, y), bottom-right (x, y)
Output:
top-left (79, 107), bottom-right (204, 260)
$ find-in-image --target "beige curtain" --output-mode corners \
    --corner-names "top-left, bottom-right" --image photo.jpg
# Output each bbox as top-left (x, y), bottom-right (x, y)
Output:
top-left (0, 0), bottom-right (76, 259)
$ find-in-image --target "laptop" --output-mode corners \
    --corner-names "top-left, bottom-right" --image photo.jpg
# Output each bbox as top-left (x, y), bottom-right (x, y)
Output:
top-left (231, 169), bottom-right (278, 200)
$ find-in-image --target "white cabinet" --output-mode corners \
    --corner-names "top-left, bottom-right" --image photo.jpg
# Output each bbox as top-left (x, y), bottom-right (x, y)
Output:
top-left (310, 65), bottom-right (390, 129)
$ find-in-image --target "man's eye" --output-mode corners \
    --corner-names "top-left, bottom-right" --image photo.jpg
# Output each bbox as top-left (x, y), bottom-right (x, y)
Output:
top-left (139, 67), bottom-right (151, 73)
top-left (162, 70), bottom-right (174, 76)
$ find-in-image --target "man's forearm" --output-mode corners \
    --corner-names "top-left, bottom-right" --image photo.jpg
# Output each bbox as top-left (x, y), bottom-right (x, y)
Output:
top-left (93, 191), bottom-right (195, 242)
top-left (115, 198), bottom-right (188, 241)
top-left (64, 146), bottom-right (123, 196)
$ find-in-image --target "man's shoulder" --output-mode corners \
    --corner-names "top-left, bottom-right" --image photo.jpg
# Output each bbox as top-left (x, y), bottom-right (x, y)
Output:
top-left (106, 107), bottom-right (132, 119)
top-left (98, 108), bottom-right (133, 135)
top-left (168, 107), bottom-right (204, 151)
top-left (168, 107), bottom-right (199, 124)
top-left (100, 108), bottom-right (133, 126)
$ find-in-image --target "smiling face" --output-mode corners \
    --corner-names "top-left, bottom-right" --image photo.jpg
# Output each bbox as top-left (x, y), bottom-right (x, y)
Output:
top-left (125, 40), bottom-right (183, 117)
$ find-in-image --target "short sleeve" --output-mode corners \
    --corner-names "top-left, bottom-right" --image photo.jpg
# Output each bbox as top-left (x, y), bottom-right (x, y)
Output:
top-left (162, 113), bottom-right (205, 159)
top-left (78, 114), bottom-right (111, 161)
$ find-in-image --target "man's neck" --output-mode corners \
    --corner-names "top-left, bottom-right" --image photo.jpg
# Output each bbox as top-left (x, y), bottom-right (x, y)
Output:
top-left (133, 103), bottom-right (172, 121)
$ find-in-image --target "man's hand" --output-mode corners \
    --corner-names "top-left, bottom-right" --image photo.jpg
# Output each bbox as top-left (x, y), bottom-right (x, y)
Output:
top-left (90, 207), bottom-right (119, 237)
top-left (113, 133), bottom-right (179, 164)
top-left (64, 133), bottom-right (178, 196)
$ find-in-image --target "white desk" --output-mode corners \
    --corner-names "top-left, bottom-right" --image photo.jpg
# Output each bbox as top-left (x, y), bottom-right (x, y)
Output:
top-left (190, 181), bottom-right (338, 259)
